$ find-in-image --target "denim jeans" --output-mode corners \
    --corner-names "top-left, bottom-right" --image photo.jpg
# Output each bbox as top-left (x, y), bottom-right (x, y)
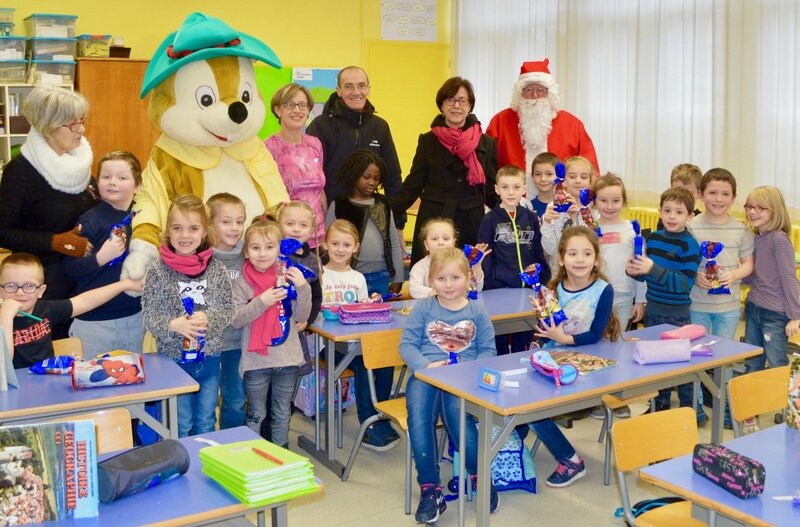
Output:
top-left (407, 375), bottom-right (479, 486)
top-left (69, 311), bottom-right (146, 360)
top-left (690, 309), bottom-right (741, 341)
top-left (244, 366), bottom-right (299, 446)
top-left (495, 331), bottom-right (532, 356)
top-left (645, 311), bottom-right (695, 409)
top-left (176, 355), bottom-right (221, 437)
top-left (335, 344), bottom-right (393, 424)
top-left (219, 349), bottom-right (246, 429)
top-left (744, 300), bottom-right (790, 373)
top-left (528, 419), bottom-right (576, 461)
top-left (362, 269), bottom-right (391, 298)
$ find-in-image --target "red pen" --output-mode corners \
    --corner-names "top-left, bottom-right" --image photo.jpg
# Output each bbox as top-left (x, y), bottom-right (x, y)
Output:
top-left (252, 447), bottom-right (284, 465)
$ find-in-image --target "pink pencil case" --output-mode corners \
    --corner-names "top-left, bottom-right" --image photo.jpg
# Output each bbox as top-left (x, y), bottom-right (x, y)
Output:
top-left (660, 324), bottom-right (706, 341)
top-left (633, 338), bottom-right (691, 365)
top-left (338, 302), bottom-right (392, 324)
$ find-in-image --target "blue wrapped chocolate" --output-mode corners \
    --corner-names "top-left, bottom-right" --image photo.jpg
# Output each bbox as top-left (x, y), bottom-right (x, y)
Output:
top-left (277, 239), bottom-right (316, 301)
top-left (179, 296), bottom-right (205, 364)
top-left (519, 264), bottom-right (568, 327)
top-left (578, 189), bottom-right (601, 236)
top-left (631, 219), bottom-right (644, 256)
top-left (700, 240), bottom-right (730, 295)
top-left (106, 209), bottom-right (138, 267)
top-left (552, 162), bottom-right (571, 213)
top-left (28, 355), bottom-right (75, 375)
top-left (463, 244), bottom-right (485, 300)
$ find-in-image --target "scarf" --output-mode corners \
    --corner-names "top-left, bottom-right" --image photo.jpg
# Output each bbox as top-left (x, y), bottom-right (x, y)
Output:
top-left (21, 128), bottom-right (93, 194)
top-left (160, 244), bottom-right (212, 277)
top-left (242, 260), bottom-right (283, 355)
top-left (430, 121), bottom-right (485, 186)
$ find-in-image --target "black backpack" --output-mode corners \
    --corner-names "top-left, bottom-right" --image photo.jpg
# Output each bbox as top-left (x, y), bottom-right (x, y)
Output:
top-left (614, 497), bottom-right (685, 525)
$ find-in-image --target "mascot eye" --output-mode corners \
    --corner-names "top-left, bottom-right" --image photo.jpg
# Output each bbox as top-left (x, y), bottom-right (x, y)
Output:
top-left (195, 86), bottom-right (216, 108)
top-left (241, 82), bottom-right (253, 104)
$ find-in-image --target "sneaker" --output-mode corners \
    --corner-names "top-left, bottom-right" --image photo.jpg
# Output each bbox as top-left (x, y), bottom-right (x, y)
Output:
top-left (546, 457), bottom-right (587, 488)
top-left (362, 424), bottom-right (399, 452)
top-left (613, 406), bottom-right (631, 418)
top-left (469, 475), bottom-right (499, 513)
top-left (696, 409), bottom-right (709, 426)
top-left (377, 421), bottom-right (401, 443)
top-left (415, 484), bottom-right (446, 524)
top-left (589, 406), bottom-right (606, 420)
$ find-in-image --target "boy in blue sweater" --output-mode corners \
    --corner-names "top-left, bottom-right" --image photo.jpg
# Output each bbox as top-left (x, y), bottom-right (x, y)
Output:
top-left (478, 165), bottom-right (550, 354)
top-left (627, 187), bottom-right (701, 412)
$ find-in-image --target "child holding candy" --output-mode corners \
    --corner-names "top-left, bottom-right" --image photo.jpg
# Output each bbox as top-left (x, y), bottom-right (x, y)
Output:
top-left (141, 194), bottom-right (234, 437)
top-left (64, 151), bottom-right (145, 359)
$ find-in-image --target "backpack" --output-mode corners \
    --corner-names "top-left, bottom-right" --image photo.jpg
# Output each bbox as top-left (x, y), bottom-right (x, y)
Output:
top-left (614, 496), bottom-right (685, 524)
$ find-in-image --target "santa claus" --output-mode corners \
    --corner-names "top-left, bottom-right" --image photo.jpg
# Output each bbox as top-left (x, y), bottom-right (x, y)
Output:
top-left (486, 58), bottom-right (599, 197)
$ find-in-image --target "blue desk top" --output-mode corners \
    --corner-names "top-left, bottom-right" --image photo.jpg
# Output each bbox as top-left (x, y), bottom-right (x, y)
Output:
top-left (0, 354), bottom-right (198, 421)
top-left (641, 426), bottom-right (800, 527)
top-left (309, 288), bottom-right (534, 341)
top-left (414, 325), bottom-right (761, 416)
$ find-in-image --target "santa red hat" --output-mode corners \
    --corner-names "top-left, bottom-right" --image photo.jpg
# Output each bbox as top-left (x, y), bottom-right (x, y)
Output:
top-left (517, 58), bottom-right (556, 90)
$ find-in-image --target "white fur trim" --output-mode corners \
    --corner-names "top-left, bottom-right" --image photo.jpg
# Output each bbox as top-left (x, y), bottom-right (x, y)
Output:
top-left (121, 239), bottom-right (159, 296)
top-left (518, 72), bottom-right (556, 89)
top-left (20, 128), bottom-right (92, 194)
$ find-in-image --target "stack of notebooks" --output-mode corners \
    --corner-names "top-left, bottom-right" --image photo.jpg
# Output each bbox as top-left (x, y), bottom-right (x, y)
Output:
top-left (199, 439), bottom-right (319, 507)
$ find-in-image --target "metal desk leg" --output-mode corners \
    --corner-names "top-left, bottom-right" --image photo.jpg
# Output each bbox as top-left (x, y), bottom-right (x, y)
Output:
top-left (711, 366), bottom-right (726, 443)
top-left (270, 503), bottom-right (287, 527)
top-left (475, 406), bottom-right (492, 527)
top-left (167, 396), bottom-right (179, 439)
top-left (458, 397), bottom-right (466, 527)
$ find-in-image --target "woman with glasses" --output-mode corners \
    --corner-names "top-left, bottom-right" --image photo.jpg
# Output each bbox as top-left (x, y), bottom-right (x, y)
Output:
top-left (391, 77), bottom-right (497, 266)
top-left (265, 83), bottom-right (326, 249)
top-left (0, 85), bottom-right (96, 338)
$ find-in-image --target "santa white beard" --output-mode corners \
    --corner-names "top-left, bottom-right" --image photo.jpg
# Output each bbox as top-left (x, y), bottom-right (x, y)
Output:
top-left (511, 98), bottom-right (557, 197)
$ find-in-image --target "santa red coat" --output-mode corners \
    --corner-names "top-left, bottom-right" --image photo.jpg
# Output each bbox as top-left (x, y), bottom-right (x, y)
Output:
top-left (486, 108), bottom-right (599, 174)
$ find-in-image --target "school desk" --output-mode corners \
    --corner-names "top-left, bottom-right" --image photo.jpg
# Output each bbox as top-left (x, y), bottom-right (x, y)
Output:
top-left (414, 325), bottom-right (762, 527)
top-left (640, 425), bottom-right (800, 527)
top-left (300, 288), bottom-right (536, 477)
top-left (0, 353), bottom-right (198, 439)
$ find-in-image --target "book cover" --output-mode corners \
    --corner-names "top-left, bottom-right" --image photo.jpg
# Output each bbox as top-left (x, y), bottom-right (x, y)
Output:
top-left (198, 439), bottom-right (310, 480)
top-left (0, 420), bottom-right (99, 524)
top-left (550, 350), bottom-right (618, 375)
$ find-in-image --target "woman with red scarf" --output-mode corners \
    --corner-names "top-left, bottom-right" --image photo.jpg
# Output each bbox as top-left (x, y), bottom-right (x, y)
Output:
top-left (391, 77), bottom-right (498, 266)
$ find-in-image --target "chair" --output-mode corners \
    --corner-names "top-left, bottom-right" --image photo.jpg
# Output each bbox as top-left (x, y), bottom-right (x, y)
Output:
top-left (597, 391), bottom-right (657, 485)
top-left (51, 408), bottom-right (133, 454)
top-left (727, 365), bottom-right (789, 437)
top-left (52, 337), bottom-right (83, 358)
top-left (612, 407), bottom-right (705, 527)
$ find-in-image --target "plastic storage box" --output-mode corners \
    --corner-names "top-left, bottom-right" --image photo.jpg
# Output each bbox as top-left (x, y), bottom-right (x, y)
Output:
top-left (0, 36), bottom-right (25, 60)
top-left (24, 14), bottom-right (78, 38)
top-left (0, 8), bottom-right (13, 24)
top-left (0, 23), bottom-right (12, 36)
top-left (26, 37), bottom-right (76, 60)
top-left (27, 59), bottom-right (75, 84)
top-left (0, 59), bottom-right (27, 83)
top-left (77, 34), bottom-right (111, 57)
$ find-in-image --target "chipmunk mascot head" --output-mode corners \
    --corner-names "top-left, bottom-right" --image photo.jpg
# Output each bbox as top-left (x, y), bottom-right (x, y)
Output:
top-left (122, 12), bottom-right (289, 282)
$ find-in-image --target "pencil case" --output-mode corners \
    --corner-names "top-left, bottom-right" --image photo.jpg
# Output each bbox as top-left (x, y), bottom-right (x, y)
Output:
top-left (338, 302), bottom-right (392, 324)
top-left (632, 339), bottom-right (691, 365)
top-left (692, 443), bottom-right (766, 499)
top-left (71, 352), bottom-right (146, 389)
top-left (98, 439), bottom-right (190, 503)
top-left (660, 324), bottom-right (706, 341)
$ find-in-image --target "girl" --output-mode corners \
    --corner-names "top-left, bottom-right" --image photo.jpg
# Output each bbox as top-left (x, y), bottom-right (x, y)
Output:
top-left (742, 186), bottom-right (800, 373)
top-left (529, 226), bottom-right (621, 487)
top-left (321, 220), bottom-right (400, 451)
top-left (142, 194), bottom-right (234, 437)
top-left (231, 216), bottom-right (311, 448)
top-left (400, 248), bottom-right (498, 523)
top-left (408, 217), bottom-right (488, 299)
top-left (325, 150), bottom-right (404, 298)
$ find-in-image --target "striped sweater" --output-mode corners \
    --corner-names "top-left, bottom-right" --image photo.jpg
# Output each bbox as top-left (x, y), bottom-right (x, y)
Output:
top-left (635, 229), bottom-right (700, 316)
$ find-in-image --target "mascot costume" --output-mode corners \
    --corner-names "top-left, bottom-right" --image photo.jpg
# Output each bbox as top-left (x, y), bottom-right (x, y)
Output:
top-left (122, 12), bottom-right (289, 282)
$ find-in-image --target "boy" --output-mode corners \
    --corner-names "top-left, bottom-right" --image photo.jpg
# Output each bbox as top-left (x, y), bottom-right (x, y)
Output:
top-left (0, 252), bottom-right (144, 369)
top-left (207, 193), bottom-right (247, 430)
top-left (527, 152), bottom-right (560, 218)
top-left (64, 151), bottom-right (144, 359)
top-left (657, 163), bottom-right (703, 230)
top-left (626, 187), bottom-right (701, 413)
top-left (479, 165), bottom-right (550, 354)
top-left (688, 168), bottom-right (754, 426)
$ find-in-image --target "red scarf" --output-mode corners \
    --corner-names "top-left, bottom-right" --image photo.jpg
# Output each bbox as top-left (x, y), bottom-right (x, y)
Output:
top-left (160, 244), bottom-right (212, 276)
top-left (430, 121), bottom-right (486, 186)
top-left (242, 260), bottom-right (283, 355)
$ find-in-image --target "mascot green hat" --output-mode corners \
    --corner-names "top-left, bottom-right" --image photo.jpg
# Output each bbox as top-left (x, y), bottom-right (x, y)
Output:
top-left (140, 12), bottom-right (281, 98)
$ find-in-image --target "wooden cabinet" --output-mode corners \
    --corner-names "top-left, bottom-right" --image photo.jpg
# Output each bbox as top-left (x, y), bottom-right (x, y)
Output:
top-left (75, 58), bottom-right (159, 170)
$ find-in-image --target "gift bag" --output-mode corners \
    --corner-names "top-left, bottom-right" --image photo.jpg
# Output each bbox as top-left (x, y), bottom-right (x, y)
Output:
top-left (788, 352), bottom-right (800, 429)
top-left (293, 368), bottom-right (356, 417)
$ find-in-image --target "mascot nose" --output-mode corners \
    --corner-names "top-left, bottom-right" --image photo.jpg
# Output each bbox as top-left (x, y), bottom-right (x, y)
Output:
top-left (228, 101), bottom-right (248, 124)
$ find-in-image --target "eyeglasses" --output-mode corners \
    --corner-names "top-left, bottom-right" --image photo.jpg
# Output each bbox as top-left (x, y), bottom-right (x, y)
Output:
top-left (444, 97), bottom-right (470, 107)
top-left (61, 119), bottom-right (86, 133)
top-left (743, 204), bottom-right (769, 213)
top-left (340, 82), bottom-right (369, 91)
top-left (282, 102), bottom-right (310, 111)
top-left (1, 282), bottom-right (43, 294)
top-left (522, 85), bottom-right (548, 97)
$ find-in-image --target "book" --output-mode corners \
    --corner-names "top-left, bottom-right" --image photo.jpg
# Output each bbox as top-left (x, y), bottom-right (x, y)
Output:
top-left (0, 420), bottom-right (99, 524)
top-left (549, 350), bottom-right (618, 375)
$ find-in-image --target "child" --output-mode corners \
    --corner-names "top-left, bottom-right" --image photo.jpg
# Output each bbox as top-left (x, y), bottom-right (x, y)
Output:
top-left (408, 217), bottom-right (487, 299)
top-left (478, 165), bottom-right (550, 354)
top-left (64, 151), bottom-right (145, 359)
top-left (400, 248), bottom-right (498, 523)
top-left (627, 187), bottom-right (701, 413)
top-left (231, 216), bottom-right (311, 448)
top-left (540, 155), bottom-right (595, 271)
top-left (528, 152), bottom-right (560, 218)
top-left (207, 192), bottom-right (247, 430)
top-left (325, 150), bottom-right (404, 298)
top-left (0, 252), bottom-right (143, 368)
top-left (322, 220), bottom-right (399, 450)
top-left (141, 194), bottom-right (234, 437)
top-left (742, 186), bottom-right (800, 373)
top-left (656, 163), bottom-right (703, 230)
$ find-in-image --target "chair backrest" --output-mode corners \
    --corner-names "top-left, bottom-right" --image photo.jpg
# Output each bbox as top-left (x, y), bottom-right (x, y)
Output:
top-left (612, 407), bottom-right (698, 473)
top-left (728, 365), bottom-right (789, 423)
top-left (53, 337), bottom-right (84, 358)
top-left (360, 329), bottom-right (404, 370)
top-left (52, 408), bottom-right (133, 454)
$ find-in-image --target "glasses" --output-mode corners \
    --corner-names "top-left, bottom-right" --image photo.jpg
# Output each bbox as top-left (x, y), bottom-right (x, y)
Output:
top-left (61, 119), bottom-right (86, 133)
top-left (282, 102), bottom-right (310, 111)
top-left (444, 97), bottom-right (470, 107)
top-left (522, 85), bottom-right (548, 97)
top-left (743, 204), bottom-right (769, 213)
top-left (340, 82), bottom-right (369, 91)
top-left (2, 282), bottom-right (43, 294)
